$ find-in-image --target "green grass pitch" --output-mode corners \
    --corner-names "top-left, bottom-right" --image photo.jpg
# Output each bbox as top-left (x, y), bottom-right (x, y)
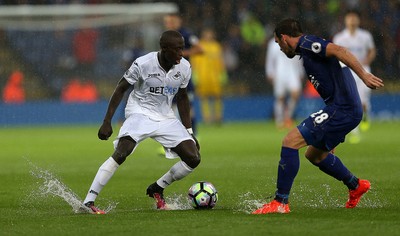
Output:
top-left (1, 121), bottom-right (399, 235)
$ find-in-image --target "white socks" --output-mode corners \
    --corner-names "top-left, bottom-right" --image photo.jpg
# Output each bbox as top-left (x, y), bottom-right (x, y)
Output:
top-left (84, 157), bottom-right (119, 204)
top-left (83, 159), bottom-right (193, 204)
top-left (156, 161), bottom-right (193, 188)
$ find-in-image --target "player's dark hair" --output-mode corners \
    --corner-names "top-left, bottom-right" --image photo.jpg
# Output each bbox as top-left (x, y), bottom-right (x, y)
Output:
top-left (274, 18), bottom-right (303, 39)
top-left (345, 9), bottom-right (361, 18)
top-left (160, 30), bottom-right (183, 48)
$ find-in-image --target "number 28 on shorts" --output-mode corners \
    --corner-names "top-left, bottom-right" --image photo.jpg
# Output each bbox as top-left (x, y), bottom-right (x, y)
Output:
top-left (310, 110), bottom-right (329, 124)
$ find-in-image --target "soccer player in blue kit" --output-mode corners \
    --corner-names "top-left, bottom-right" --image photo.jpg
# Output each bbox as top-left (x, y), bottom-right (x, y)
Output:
top-left (253, 19), bottom-right (384, 214)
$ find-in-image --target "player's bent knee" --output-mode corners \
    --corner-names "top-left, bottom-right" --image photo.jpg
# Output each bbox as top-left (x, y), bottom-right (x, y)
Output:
top-left (282, 135), bottom-right (294, 147)
top-left (184, 152), bottom-right (201, 169)
top-left (112, 137), bottom-right (136, 165)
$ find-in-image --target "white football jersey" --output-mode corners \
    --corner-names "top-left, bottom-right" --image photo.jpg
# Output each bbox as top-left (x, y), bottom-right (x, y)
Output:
top-left (123, 51), bottom-right (191, 121)
top-left (333, 28), bottom-right (375, 70)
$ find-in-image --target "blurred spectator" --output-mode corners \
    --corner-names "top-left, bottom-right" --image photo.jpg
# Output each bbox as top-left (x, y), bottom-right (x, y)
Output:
top-left (191, 28), bottom-right (227, 124)
top-left (61, 78), bottom-right (98, 103)
top-left (2, 70), bottom-right (25, 104)
top-left (2, 0), bottom-right (400, 101)
top-left (240, 13), bottom-right (266, 47)
top-left (72, 24), bottom-right (99, 80)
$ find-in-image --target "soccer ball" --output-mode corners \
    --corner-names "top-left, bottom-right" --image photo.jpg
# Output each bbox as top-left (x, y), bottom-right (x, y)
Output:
top-left (188, 181), bottom-right (218, 209)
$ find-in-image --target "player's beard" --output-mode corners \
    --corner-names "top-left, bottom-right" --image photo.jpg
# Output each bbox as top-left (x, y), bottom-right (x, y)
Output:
top-left (283, 47), bottom-right (296, 59)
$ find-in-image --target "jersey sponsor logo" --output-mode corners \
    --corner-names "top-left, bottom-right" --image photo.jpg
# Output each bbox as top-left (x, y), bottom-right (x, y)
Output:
top-left (148, 73), bottom-right (161, 78)
top-left (149, 86), bottom-right (178, 95)
top-left (309, 74), bottom-right (320, 89)
top-left (311, 42), bottom-right (322, 53)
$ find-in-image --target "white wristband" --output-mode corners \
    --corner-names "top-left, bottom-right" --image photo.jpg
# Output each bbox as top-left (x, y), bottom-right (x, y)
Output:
top-left (186, 128), bottom-right (193, 134)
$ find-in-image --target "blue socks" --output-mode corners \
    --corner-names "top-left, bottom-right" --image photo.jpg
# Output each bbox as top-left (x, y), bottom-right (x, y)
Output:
top-left (315, 153), bottom-right (358, 190)
top-left (275, 147), bottom-right (300, 203)
top-left (275, 149), bottom-right (359, 204)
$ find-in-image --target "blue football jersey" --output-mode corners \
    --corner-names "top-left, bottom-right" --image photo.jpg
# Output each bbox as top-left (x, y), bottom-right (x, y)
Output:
top-left (178, 27), bottom-right (198, 53)
top-left (297, 35), bottom-right (362, 114)
top-left (178, 27), bottom-right (198, 93)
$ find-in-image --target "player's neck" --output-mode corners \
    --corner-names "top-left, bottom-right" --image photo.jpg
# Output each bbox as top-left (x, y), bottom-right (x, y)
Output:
top-left (157, 51), bottom-right (173, 72)
top-left (348, 27), bottom-right (357, 35)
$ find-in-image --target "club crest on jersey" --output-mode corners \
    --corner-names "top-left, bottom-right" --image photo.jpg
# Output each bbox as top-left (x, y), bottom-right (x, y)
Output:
top-left (172, 71), bottom-right (182, 80)
top-left (311, 42), bottom-right (322, 53)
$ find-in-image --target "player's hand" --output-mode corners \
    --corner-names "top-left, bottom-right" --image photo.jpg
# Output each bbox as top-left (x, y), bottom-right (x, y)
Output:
top-left (191, 134), bottom-right (200, 151)
top-left (362, 73), bottom-right (384, 90)
top-left (98, 121), bottom-right (113, 140)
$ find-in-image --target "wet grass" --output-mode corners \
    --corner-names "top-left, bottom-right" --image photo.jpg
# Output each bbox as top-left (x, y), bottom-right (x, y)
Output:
top-left (1, 121), bottom-right (399, 235)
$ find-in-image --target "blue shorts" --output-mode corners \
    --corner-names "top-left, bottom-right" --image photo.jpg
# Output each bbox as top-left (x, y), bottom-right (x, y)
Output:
top-left (297, 105), bottom-right (362, 151)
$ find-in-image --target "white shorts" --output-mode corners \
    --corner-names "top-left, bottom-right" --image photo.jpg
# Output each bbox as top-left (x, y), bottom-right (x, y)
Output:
top-left (274, 76), bottom-right (301, 97)
top-left (351, 70), bottom-right (371, 109)
top-left (113, 113), bottom-right (194, 159)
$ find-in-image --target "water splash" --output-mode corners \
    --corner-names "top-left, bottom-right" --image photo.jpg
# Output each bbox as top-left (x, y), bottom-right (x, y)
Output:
top-left (292, 182), bottom-right (386, 209)
top-left (25, 158), bottom-right (117, 214)
top-left (233, 181), bottom-right (386, 214)
top-left (164, 193), bottom-right (192, 210)
top-left (236, 192), bottom-right (266, 214)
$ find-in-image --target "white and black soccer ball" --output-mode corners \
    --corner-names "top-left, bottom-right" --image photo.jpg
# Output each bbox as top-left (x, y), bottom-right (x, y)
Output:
top-left (188, 181), bottom-right (218, 209)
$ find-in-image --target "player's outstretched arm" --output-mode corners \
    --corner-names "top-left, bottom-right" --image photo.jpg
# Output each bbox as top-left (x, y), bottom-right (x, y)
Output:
top-left (326, 43), bottom-right (384, 89)
top-left (98, 78), bottom-right (131, 140)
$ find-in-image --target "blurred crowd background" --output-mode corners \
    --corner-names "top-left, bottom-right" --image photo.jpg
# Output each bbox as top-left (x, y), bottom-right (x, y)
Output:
top-left (1, 0), bottom-right (400, 103)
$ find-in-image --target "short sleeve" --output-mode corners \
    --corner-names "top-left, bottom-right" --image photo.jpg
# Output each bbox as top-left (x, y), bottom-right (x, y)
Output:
top-left (300, 35), bottom-right (329, 58)
top-left (123, 60), bottom-right (140, 85)
top-left (180, 66), bottom-right (192, 88)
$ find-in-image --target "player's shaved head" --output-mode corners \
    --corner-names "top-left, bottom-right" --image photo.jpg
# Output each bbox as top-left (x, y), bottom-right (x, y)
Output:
top-left (160, 30), bottom-right (183, 48)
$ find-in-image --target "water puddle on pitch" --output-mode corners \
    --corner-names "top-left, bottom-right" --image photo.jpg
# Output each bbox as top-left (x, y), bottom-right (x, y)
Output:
top-left (24, 158), bottom-right (117, 214)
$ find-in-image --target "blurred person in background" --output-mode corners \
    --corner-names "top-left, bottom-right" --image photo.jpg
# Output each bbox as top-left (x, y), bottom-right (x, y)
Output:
top-left (72, 22), bottom-right (99, 80)
top-left (2, 70), bottom-right (25, 104)
top-left (333, 9), bottom-right (376, 144)
top-left (265, 36), bottom-right (304, 129)
top-left (191, 28), bottom-right (227, 125)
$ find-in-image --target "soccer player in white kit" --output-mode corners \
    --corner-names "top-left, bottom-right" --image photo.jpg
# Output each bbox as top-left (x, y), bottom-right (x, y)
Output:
top-left (82, 31), bottom-right (200, 213)
top-left (266, 37), bottom-right (304, 129)
top-left (333, 10), bottom-right (376, 143)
